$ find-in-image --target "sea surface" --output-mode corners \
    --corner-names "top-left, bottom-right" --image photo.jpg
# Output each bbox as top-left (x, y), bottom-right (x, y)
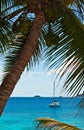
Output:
top-left (0, 97), bottom-right (84, 130)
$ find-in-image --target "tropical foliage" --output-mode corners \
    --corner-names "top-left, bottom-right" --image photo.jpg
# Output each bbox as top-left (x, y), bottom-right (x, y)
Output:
top-left (0, 0), bottom-right (84, 115)
top-left (35, 117), bottom-right (80, 130)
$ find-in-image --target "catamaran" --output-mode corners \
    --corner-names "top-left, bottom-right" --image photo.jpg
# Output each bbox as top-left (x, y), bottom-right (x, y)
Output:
top-left (49, 100), bottom-right (60, 107)
top-left (49, 82), bottom-right (60, 107)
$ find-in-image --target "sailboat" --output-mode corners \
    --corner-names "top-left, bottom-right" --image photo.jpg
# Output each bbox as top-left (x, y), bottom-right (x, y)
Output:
top-left (49, 82), bottom-right (60, 107)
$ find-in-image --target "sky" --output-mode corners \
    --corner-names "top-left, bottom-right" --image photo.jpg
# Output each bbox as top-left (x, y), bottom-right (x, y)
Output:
top-left (0, 56), bottom-right (84, 97)
top-left (0, 57), bottom-right (69, 97)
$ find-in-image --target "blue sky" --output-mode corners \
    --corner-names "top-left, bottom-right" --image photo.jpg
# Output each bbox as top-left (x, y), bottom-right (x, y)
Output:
top-left (11, 68), bottom-right (68, 97)
top-left (0, 57), bottom-right (69, 97)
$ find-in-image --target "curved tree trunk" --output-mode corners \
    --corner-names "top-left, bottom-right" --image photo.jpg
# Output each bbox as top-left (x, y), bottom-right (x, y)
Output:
top-left (0, 13), bottom-right (45, 115)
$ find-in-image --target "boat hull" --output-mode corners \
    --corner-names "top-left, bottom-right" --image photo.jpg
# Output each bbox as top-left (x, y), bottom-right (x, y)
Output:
top-left (49, 101), bottom-right (60, 107)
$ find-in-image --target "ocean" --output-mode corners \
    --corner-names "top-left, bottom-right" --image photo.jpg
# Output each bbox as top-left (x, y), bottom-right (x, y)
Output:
top-left (0, 97), bottom-right (84, 130)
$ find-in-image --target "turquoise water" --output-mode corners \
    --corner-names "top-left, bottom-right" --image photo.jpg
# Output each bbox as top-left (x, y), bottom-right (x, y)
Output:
top-left (0, 97), bottom-right (84, 130)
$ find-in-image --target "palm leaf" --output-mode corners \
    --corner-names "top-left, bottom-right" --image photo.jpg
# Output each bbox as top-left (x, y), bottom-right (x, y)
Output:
top-left (43, 9), bottom-right (84, 97)
top-left (0, 0), bottom-right (13, 11)
top-left (35, 117), bottom-right (80, 130)
top-left (0, 0), bottom-right (14, 53)
top-left (3, 30), bottom-right (44, 78)
top-left (0, 16), bottom-right (12, 53)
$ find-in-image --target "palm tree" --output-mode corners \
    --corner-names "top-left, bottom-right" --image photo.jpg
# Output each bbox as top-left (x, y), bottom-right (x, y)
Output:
top-left (0, 0), bottom-right (84, 115)
top-left (35, 117), bottom-right (81, 130)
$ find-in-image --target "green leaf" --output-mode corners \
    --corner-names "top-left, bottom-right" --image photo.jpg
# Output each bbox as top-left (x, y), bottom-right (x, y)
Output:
top-left (43, 10), bottom-right (84, 96)
top-left (14, 0), bottom-right (27, 5)
top-left (0, 17), bottom-right (12, 53)
top-left (12, 16), bottom-right (32, 34)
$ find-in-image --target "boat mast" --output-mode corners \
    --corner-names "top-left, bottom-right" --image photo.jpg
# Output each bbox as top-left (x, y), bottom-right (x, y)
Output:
top-left (53, 81), bottom-right (55, 99)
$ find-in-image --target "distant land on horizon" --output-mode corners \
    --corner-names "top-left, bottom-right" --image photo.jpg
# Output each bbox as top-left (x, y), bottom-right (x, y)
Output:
top-left (11, 94), bottom-right (84, 98)
top-left (34, 95), bottom-right (41, 97)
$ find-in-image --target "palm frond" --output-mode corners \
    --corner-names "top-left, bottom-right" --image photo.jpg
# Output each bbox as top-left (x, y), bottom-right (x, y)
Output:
top-left (3, 30), bottom-right (44, 78)
top-left (43, 9), bottom-right (84, 96)
top-left (3, 33), bottom-right (25, 74)
top-left (0, 17), bottom-right (12, 53)
top-left (35, 117), bottom-right (80, 130)
top-left (0, 0), bottom-right (14, 11)
top-left (0, 0), bottom-right (14, 53)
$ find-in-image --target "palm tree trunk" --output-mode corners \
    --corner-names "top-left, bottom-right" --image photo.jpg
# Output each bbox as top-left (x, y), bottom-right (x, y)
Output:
top-left (0, 13), bottom-right (45, 115)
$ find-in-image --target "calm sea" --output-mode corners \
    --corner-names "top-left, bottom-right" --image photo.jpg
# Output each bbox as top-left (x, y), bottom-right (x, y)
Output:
top-left (0, 97), bottom-right (84, 130)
